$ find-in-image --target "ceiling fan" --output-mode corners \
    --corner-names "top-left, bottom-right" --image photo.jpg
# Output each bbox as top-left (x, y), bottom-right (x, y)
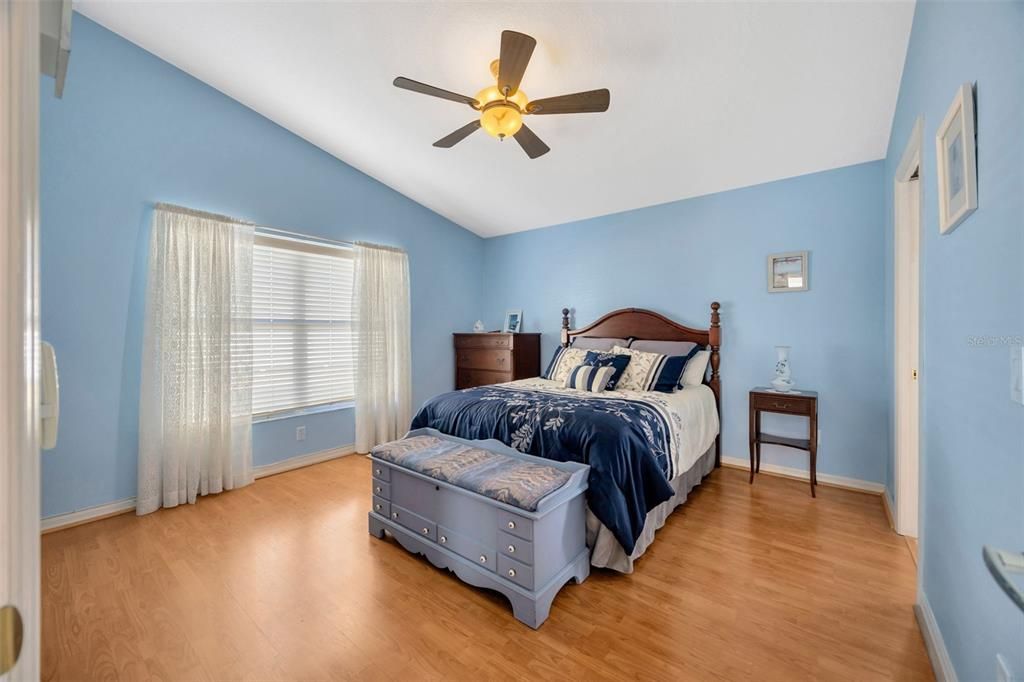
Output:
top-left (393, 30), bottom-right (610, 159)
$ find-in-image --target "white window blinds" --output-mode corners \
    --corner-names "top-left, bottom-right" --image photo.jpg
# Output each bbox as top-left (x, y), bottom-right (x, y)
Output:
top-left (250, 233), bottom-right (355, 416)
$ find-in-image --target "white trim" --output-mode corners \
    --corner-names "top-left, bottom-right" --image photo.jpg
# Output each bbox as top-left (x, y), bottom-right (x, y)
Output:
top-left (253, 444), bottom-right (355, 478)
top-left (41, 444), bottom-right (356, 533)
top-left (40, 497), bottom-right (136, 533)
top-left (882, 488), bottom-right (896, 529)
top-left (721, 456), bottom-right (885, 494)
top-left (894, 116), bottom-right (922, 538)
top-left (915, 590), bottom-right (958, 682)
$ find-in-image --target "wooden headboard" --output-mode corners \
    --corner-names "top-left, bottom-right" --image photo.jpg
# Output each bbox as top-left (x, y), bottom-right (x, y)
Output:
top-left (559, 303), bottom-right (722, 466)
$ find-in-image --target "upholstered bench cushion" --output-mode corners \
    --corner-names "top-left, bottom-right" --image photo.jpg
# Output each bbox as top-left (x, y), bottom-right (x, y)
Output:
top-left (372, 435), bottom-right (571, 512)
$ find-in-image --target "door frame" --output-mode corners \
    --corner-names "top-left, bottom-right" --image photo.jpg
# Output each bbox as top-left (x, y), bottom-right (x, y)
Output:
top-left (0, 1), bottom-right (41, 679)
top-left (893, 117), bottom-right (922, 539)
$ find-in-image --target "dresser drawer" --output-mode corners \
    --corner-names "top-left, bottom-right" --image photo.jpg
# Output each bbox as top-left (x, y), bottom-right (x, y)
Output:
top-left (499, 554), bottom-right (534, 591)
top-left (371, 462), bottom-right (390, 482)
top-left (456, 348), bottom-right (513, 372)
top-left (438, 526), bottom-right (496, 573)
top-left (751, 392), bottom-right (815, 416)
top-left (498, 530), bottom-right (534, 565)
top-left (454, 334), bottom-right (511, 350)
top-left (498, 510), bottom-right (533, 541)
top-left (390, 504), bottom-right (437, 542)
top-left (457, 368), bottom-right (512, 389)
top-left (371, 495), bottom-right (390, 518)
top-left (371, 480), bottom-right (391, 500)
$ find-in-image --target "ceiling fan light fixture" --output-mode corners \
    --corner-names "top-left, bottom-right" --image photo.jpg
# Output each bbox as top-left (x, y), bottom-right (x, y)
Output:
top-left (475, 85), bottom-right (528, 139)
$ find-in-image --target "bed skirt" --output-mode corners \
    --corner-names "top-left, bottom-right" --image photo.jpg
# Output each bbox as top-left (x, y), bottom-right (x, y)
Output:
top-left (586, 444), bottom-right (717, 573)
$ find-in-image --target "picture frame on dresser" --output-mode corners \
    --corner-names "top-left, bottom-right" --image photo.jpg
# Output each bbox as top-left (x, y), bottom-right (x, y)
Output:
top-left (503, 309), bottom-right (523, 333)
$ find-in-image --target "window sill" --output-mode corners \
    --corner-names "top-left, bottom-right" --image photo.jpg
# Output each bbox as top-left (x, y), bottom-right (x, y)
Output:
top-left (253, 400), bottom-right (354, 424)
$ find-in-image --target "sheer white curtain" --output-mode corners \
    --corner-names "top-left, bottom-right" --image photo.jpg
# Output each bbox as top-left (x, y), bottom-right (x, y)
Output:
top-left (137, 204), bottom-right (254, 515)
top-left (353, 242), bottom-right (412, 453)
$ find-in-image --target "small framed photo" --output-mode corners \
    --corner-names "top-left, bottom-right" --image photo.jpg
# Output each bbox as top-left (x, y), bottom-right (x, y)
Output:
top-left (503, 309), bottom-right (523, 333)
top-left (936, 83), bottom-right (978, 234)
top-left (767, 251), bottom-right (808, 293)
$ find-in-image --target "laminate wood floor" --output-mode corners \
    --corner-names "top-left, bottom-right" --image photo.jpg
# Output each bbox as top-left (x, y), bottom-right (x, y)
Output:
top-left (42, 457), bottom-right (933, 681)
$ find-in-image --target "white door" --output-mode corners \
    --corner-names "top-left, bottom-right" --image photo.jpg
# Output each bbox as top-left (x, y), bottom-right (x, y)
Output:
top-left (0, 1), bottom-right (41, 679)
top-left (894, 119), bottom-right (921, 538)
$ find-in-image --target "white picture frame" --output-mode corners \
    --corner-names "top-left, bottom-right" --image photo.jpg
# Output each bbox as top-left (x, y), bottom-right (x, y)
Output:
top-left (503, 309), bottom-right (522, 333)
top-left (767, 251), bottom-right (809, 293)
top-left (935, 83), bottom-right (978, 235)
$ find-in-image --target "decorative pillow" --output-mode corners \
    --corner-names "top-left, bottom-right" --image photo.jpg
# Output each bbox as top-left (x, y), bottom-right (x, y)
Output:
top-left (651, 345), bottom-right (703, 393)
top-left (563, 364), bottom-right (616, 393)
top-left (582, 351), bottom-right (631, 391)
top-left (610, 345), bottom-right (664, 391)
top-left (629, 340), bottom-right (698, 356)
top-left (679, 350), bottom-right (711, 387)
top-left (570, 336), bottom-right (631, 352)
top-left (543, 347), bottom-right (589, 383)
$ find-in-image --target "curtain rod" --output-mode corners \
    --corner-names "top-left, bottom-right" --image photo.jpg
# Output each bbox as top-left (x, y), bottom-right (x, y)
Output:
top-left (154, 202), bottom-right (356, 249)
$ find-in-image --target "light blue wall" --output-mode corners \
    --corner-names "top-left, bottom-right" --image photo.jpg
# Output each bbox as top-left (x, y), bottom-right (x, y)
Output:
top-left (39, 15), bottom-right (484, 518)
top-left (883, 1), bottom-right (1024, 678)
top-left (482, 161), bottom-right (888, 484)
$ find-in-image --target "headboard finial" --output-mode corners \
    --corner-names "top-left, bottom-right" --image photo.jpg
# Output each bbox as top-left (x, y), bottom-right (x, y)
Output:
top-left (560, 308), bottom-right (571, 347)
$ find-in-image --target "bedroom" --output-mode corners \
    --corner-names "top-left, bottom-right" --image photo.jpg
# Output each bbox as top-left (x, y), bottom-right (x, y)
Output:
top-left (1, 1), bottom-right (1021, 680)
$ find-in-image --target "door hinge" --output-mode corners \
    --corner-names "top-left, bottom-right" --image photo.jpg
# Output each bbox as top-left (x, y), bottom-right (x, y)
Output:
top-left (912, 369), bottom-right (918, 380)
top-left (0, 605), bottom-right (23, 674)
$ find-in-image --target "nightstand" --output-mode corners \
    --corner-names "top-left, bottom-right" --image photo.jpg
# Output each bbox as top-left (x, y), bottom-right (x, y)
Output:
top-left (749, 387), bottom-right (819, 497)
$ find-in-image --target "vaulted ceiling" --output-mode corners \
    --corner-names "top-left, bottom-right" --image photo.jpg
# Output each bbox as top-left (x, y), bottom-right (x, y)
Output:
top-left (77, 1), bottom-right (915, 237)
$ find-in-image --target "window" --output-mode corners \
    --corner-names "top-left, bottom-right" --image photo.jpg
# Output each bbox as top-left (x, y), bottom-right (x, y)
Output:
top-left (250, 233), bottom-right (355, 417)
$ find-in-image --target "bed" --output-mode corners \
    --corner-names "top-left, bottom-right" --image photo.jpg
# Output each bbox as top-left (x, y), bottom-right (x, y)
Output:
top-left (411, 304), bottom-right (722, 573)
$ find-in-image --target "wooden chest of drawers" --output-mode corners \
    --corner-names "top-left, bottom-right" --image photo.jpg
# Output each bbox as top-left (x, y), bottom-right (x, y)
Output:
top-left (454, 332), bottom-right (541, 389)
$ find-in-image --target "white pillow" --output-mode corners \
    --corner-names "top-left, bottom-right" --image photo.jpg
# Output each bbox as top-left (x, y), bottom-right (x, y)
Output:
top-left (549, 347), bottom-right (589, 384)
top-left (680, 350), bottom-right (711, 386)
top-left (610, 345), bottom-right (663, 392)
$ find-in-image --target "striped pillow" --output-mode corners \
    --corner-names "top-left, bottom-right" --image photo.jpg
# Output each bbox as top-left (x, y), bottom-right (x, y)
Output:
top-left (563, 364), bottom-right (616, 393)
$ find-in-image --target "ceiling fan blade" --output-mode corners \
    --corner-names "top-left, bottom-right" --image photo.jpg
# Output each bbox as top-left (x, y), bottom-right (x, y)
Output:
top-left (498, 30), bottom-right (536, 96)
top-left (433, 121), bottom-right (481, 148)
top-left (527, 89), bottom-right (610, 115)
top-left (513, 123), bottom-right (550, 159)
top-left (393, 77), bottom-right (478, 107)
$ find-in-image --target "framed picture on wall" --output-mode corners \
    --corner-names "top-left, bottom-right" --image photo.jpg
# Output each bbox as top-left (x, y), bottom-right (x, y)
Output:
top-left (767, 251), bottom-right (809, 293)
top-left (936, 82), bottom-right (978, 234)
top-left (503, 309), bottom-right (523, 333)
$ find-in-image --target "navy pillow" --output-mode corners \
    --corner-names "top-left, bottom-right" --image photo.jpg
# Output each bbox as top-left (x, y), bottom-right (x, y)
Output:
top-left (542, 347), bottom-right (565, 380)
top-left (652, 345), bottom-right (703, 393)
top-left (583, 351), bottom-right (632, 391)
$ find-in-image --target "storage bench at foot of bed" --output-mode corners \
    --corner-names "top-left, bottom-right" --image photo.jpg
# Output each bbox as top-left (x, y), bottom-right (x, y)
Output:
top-left (367, 429), bottom-right (590, 629)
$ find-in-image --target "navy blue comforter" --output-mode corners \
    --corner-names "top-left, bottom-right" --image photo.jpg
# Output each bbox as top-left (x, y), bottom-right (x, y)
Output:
top-left (410, 383), bottom-right (675, 554)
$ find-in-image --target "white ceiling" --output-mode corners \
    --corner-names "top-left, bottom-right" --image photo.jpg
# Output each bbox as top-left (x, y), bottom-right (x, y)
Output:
top-left (76, 1), bottom-right (915, 238)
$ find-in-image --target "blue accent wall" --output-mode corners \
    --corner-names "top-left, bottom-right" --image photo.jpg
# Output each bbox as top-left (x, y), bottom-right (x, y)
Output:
top-left (481, 161), bottom-right (889, 485)
top-left (39, 15), bottom-right (483, 518)
top-left (883, 1), bottom-right (1024, 678)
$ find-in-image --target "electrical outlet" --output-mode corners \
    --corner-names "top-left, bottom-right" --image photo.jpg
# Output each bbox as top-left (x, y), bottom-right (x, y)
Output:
top-left (996, 653), bottom-right (1013, 682)
top-left (295, 425), bottom-right (306, 442)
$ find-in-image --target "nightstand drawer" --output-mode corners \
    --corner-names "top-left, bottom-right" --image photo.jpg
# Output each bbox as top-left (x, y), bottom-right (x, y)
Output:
top-left (751, 392), bottom-right (815, 415)
top-left (457, 348), bottom-right (513, 372)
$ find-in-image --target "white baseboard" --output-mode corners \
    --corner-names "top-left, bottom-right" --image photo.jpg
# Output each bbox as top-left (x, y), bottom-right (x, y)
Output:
top-left (882, 488), bottom-right (896, 529)
top-left (41, 444), bottom-right (355, 533)
top-left (253, 444), bottom-right (355, 479)
top-left (41, 497), bottom-right (137, 533)
top-left (721, 455), bottom-right (885, 494)
top-left (915, 590), bottom-right (958, 682)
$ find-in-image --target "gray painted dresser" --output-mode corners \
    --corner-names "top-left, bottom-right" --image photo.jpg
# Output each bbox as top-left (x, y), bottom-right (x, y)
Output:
top-left (367, 428), bottom-right (590, 628)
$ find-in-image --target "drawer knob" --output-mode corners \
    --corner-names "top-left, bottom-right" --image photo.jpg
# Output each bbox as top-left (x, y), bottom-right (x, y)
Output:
top-left (507, 544), bottom-right (516, 553)
top-left (421, 527), bottom-right (429, 535)
top-left (507, 521), bottom-right (516, 530)
top-left (507, 568), bottom-right (516, 578)
top-left (392, 512), bottom-right (398, 520)
top-left (375, 468), bottom-right (382, 476)
top-left (439, 535), bottom-right (447, 544)
top-left (479, 555), bottom-right (487, 564)
top-left (375, 486), bottom-right (382, 493)
top-left (374, 503), bottom-right (381, 511)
